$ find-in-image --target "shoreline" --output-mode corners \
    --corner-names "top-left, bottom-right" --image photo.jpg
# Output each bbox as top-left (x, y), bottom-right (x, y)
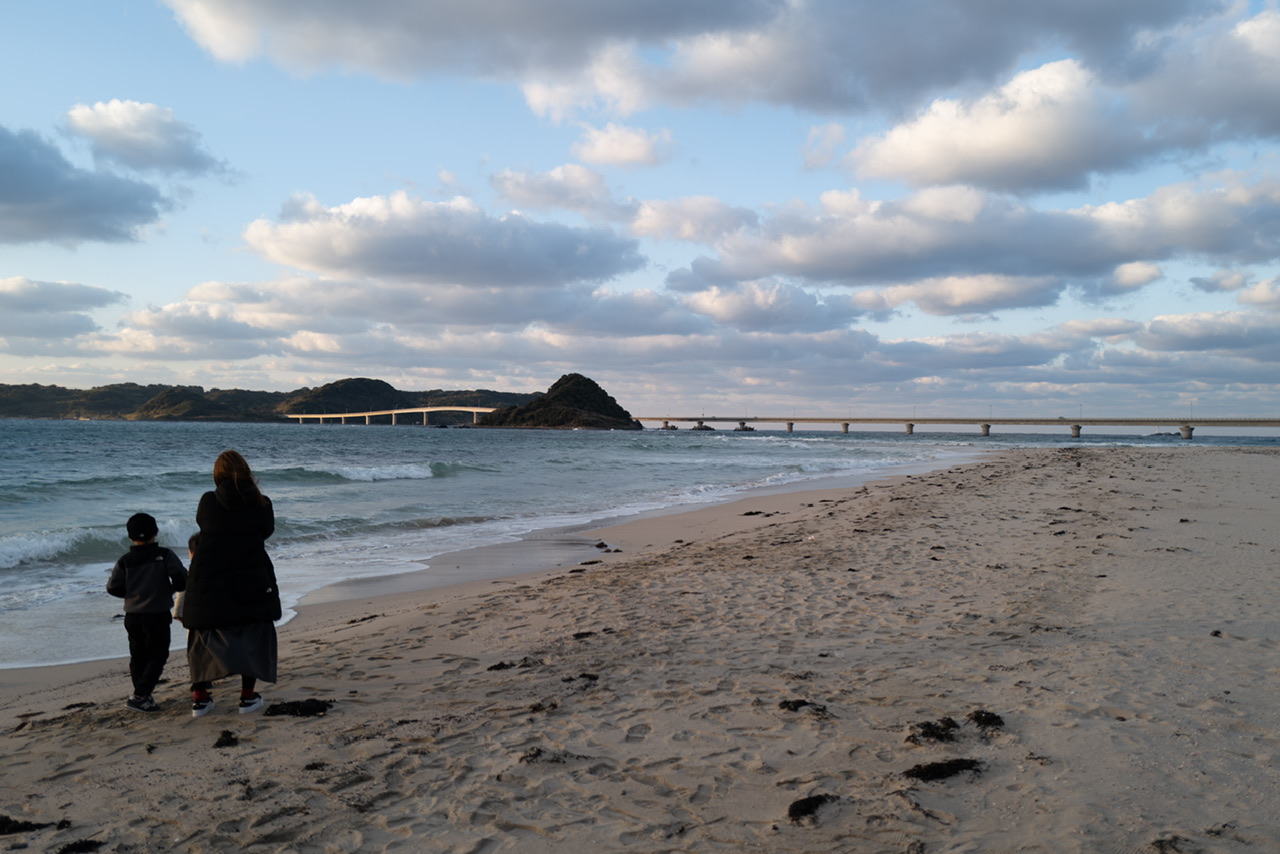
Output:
top-left (4, 445), bottom-right (1279, 851)
top-left (0, 458), bottom-right (960, 716)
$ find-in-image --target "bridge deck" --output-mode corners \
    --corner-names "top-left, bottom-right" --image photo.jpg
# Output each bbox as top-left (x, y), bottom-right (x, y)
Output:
top-left (636, 417), bottom-right (1280, 427)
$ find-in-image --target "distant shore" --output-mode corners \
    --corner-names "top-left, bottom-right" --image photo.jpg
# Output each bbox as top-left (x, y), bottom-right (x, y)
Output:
top-left (3, 446), bottom-right (1279, 852)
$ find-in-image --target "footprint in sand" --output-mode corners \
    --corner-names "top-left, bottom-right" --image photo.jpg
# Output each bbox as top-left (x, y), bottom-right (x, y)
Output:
top-left (625, 723), bottom-right (652, 743)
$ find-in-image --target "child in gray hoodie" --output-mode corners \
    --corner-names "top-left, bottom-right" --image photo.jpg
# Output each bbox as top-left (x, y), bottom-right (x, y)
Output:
top-left (107, 513), bottom-right (188, 712)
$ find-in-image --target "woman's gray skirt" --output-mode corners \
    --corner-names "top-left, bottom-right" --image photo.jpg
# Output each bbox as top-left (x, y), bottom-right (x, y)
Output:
top-left (187, 621), bottom-right (278, 684)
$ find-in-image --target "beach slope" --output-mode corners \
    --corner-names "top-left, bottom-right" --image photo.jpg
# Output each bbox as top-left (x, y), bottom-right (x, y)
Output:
top-left (2, 446), bottom-right (1278, 852)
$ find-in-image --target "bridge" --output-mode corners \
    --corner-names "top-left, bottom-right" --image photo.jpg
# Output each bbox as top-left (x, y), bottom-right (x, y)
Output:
top-left (284, 406), bottom-right (496, 425)
top-left (635, 416), bottom-right (1280, 439)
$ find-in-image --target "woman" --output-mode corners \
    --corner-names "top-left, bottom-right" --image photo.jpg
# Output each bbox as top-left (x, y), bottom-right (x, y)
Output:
top-left (184, 450), bottom-right (280, 717)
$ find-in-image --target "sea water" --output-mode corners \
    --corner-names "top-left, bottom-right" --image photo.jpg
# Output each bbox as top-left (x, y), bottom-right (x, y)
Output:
top-left (2, 418), bottom-right (1274, 667)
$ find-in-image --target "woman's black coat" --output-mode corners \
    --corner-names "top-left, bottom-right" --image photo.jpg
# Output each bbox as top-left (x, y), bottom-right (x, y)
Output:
top-left (183, 483), bottom-right (281, 630)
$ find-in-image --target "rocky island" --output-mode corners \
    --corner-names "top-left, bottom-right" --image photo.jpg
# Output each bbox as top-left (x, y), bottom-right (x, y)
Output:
top-left (478, 373), bottom-right (642, 430)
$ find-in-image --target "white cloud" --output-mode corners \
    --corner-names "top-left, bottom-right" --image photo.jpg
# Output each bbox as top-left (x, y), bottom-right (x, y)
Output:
top-left (243, 191), bottom-right (645, 286)
top-left (849, 60), bottom-right (1150, 192)
top-left (1238, 278), bottom-right (1280, 310)
top-left (491, 164), bottom-right (637, 220)
top-left (1108, 261), bottom-right (1162, 294)
top-left (572, 122), bottom-right (672, 166)
top-left (872, 275), bottom-right (1065, 317)
top-left (632, 197), bottom-right (757, 242)
top-left (686, 173), bottom-right (1280, 311)
top-left (66, 100), bottom-right (225, 176)
top-left (682, 281), bottom-right (859, 331)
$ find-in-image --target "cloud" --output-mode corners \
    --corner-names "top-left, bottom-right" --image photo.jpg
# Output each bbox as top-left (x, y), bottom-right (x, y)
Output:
top-left (1190, 269), bottom-right (1251, 293)
top-left (163, 0), bottom-right (774, 81)
top-left (803, 123), bottom-right (845, 169)
top-left (243, 191), bottom-right (646, 286)
top-left (66, 100), bottom-right (227, 176)
top-left (491, 164), bottom-right (638, 220)
top-left (164, 0), bottom-right (1211, 117)
top-left (846, 7), bottom-right (1280, 193)
top-left (0, 125), bottom-right (168, 244)
top-left (1238, 278), bottom-right (1280, 310)
top-left (1132, 8), bottom-right (1280, 140)
top-left (632, 197), bottom-right (758, 242)
top-left (1134, 311), bottom-right (1280, 355)
top-left (848, 60), bottom-right (1152, 192)
top-left (572, 122), bottom-right (672, 166)
top-left (678, 173), bottom-right (1280, 314)
top-left (682, 281), bottom-right (861, 332)
top-left (1106, 261), bottom-right (1162, 295)
top-left (869, 275), bottom-right (1066, 317)
top-left (0, 277), bottom-right (126, 341)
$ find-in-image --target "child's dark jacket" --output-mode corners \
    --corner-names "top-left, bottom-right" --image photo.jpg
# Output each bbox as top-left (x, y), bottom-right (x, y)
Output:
top-left (107, 543), bottom-right (188, 614)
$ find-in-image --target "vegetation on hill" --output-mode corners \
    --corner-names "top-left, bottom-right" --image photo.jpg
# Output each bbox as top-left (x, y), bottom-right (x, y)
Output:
top-left (477, 373), bottom-right (642, 430)
top-left (0, 378), bottom-right (539, 423)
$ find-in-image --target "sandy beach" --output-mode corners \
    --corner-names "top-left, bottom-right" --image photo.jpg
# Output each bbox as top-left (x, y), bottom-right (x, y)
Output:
top-left (2, 445), bottom-right (1279, 853)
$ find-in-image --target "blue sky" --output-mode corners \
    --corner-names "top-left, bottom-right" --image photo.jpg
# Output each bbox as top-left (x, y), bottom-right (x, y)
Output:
top-left (3, 0), bottom-right (1280, 418)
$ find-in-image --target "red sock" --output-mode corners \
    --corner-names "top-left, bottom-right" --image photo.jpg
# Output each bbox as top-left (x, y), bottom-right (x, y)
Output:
top-left (193, 689), bottom-right (211, 701)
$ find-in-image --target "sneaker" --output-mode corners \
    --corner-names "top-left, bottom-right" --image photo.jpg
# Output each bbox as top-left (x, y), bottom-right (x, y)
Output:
top-left (126, 695), bottom-right (159, 712)
top-left (191, 697), bottom-right (215, 717)
top-left (238, 693), bottom-right (264, 714)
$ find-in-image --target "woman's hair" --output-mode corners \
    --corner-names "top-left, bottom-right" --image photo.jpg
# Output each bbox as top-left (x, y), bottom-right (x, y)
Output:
top-left (212, 449), bottom-right (266, 504)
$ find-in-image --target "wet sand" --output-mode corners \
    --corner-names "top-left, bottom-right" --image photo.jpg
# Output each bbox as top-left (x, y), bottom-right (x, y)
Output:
top-left (2, 446), bottom-right (1279, 852)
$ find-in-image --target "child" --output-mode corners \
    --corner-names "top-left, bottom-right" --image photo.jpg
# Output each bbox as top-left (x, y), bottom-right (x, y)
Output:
top-left (171, 533), bottom-right (199, 625)
top-left (107, 513), bottom-right (188, 712)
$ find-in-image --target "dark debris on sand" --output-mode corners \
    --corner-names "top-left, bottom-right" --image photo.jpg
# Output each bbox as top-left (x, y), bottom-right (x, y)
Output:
top-left (787, 794), bottom-right (840, 825)
top-left (214, 730), bottom-right (239, 748)
top-left (0, 815), bottom-right (62, 834)
top-left (264, 699), bottom-right (334, 717)
top-left (907, 710), bottom-right (1005, 744)
top-left (519, 746), bottom-right (588, 765)
top-left (55, 841), bottom-right (104, 854)
top-left (903, 758), bottom-right (984, 781)
top-left (967, 709), bottom-right (1005, 729)
top-left (778, 698), bottom-right (833, 719)
top-left (906, 716), bottom-right (960, 744)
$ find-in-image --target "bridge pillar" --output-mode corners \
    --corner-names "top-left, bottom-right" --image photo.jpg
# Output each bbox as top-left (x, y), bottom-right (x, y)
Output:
top-left (786, 422), bottom-right (794, 433)
top-left (841, 423), bottom-right (849, 434)
top-left (905, 423), bottom-right (914, 435)
top-left (1071, 424), bottom-right (1082, 438)
top-left (1180, 425), bottom-right (1194, 440)
top-left (365, 415), bottom-right (371, 425)
top-left (391, 413), bottom-right (397, 425)
top-left (980, 423), bottom-right (991, 436)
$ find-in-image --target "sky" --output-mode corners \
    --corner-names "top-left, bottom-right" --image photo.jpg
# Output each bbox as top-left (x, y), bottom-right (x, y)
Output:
top-left (3, 1), bottom-right (1280, 420)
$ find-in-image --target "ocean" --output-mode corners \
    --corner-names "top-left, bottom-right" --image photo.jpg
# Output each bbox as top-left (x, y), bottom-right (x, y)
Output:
top-left (3, 418), bottom-right (1275, 668)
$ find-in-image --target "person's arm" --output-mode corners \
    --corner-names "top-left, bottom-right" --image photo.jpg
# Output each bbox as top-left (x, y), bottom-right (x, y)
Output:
top-left (167, 549), bottom-right (188, 592)
top-left (106, 558), bottom-right (127, 598)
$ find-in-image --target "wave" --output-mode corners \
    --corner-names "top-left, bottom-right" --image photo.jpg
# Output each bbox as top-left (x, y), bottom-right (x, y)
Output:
top-left (270, 460), bottom-right (477, 484)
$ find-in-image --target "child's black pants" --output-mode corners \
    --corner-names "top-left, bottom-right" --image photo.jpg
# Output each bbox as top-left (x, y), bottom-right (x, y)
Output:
top-left (124, 612), bottom-right (171, 697)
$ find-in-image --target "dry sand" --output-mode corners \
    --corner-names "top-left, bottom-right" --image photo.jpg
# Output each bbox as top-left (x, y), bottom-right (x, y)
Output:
top-left (2, 446), bottom-right (1279, 853)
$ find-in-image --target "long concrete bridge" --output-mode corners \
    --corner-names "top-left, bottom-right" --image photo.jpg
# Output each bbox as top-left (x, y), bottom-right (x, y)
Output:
top-left (282, 408), bottom-right (1280, 438)
top-left (636, 416), bottom-right (1280, 439)
top-left (284, 406), bottom-right (496, 425)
